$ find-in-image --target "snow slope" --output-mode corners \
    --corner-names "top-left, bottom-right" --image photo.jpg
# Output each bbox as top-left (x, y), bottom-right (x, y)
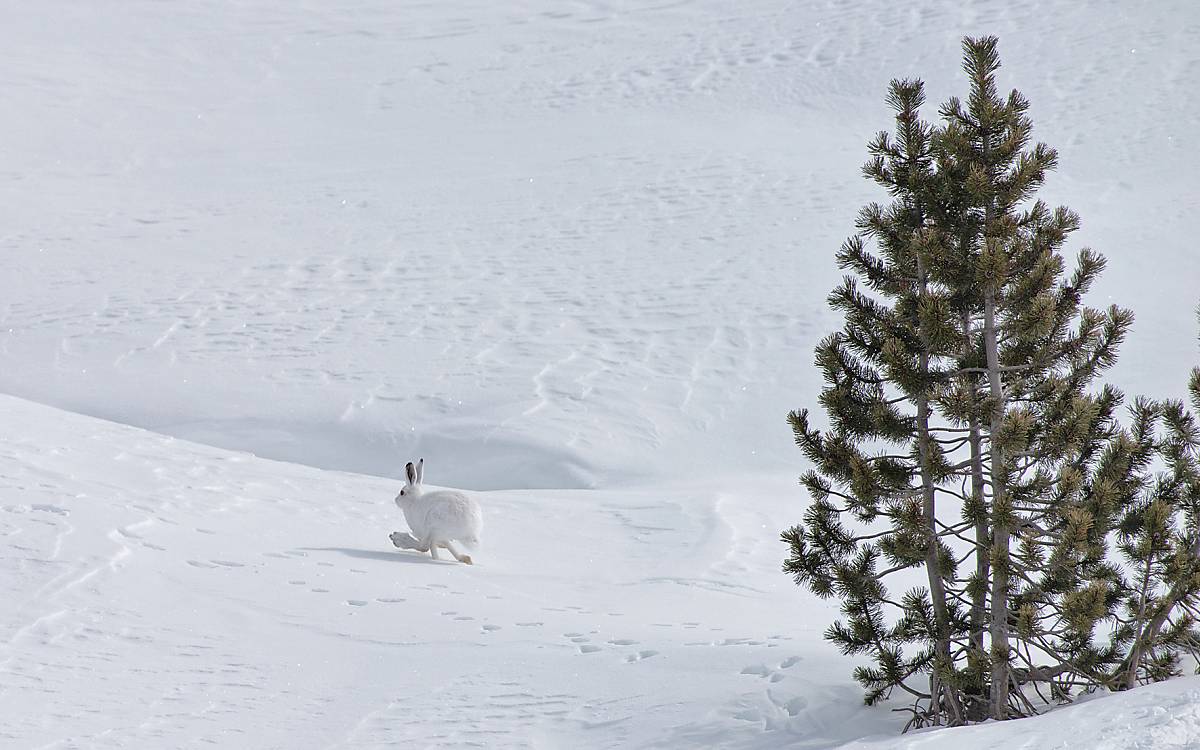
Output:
top-left (1, 395), bottom-right (886, 748)
top-left (2, 0), bottom-right (1200, 748)
top-left (2, 0), bottom-right (1197, 489)
top-left (843, 677), bottom-right (1200, 750)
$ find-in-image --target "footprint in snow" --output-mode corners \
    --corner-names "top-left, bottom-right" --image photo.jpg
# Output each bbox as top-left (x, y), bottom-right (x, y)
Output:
top-left (578, 645), bottom-right (601, 654)
top-left (375, 597), bottom-right (406, 604)
top-left (780, 696), bottom-right (808, 717)
top-left (740, 664), bottom-right (771, 677)
top-left (625, 650), bottom-right (658, 663)
top-left (186, 560), bottom-right (216, 569)
top-left (481, 624), bottom-right (501, 632)
top-left (515, 622), bottom-right (543, 627)
top-left (346, 600), bottom-right (368, 607)
top-left (608, 639), bottom-right (637, 646)
top-left (780, 656), bottom-right (801, 669)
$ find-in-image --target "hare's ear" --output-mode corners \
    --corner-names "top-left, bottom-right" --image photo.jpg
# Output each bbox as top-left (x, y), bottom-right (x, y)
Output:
top-left (405, 461), bottom-right (416, 485)
top-left (416, 458), bottom-right (424, 484)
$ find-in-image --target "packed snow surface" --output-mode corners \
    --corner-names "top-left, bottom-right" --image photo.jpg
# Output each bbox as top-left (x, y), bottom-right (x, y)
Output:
top-left (2, 0), bottom-right (1199, 748)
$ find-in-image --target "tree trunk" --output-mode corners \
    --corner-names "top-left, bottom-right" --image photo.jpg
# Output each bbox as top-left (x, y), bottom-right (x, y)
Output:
top-left (963, 308), bottom-right (989, 671)
top-left (984, 285), bottom-right (1011, 719)
top-left (916, 257), bottom-right (964, 725)
top-left (1124, 556), bottom-right (1155, 689)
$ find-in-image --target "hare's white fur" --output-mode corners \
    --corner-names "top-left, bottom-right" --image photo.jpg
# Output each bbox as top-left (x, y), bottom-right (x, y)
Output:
top-left (390, 458), bottom-right (482, 565)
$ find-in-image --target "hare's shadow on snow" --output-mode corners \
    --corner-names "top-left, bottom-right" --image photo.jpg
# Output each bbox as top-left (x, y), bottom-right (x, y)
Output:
top-left (296, 546), bottom-right (448, 566)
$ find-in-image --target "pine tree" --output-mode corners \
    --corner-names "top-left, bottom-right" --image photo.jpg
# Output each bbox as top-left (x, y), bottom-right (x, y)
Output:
top-left (932, 36), bottom-right (1134, 718)
top-left (1110, 330), bottom-right (1200, 689)
top-left (782, 77), bottom-right (970, 727)
top-left (783, 35), bottom-right (1158, 726)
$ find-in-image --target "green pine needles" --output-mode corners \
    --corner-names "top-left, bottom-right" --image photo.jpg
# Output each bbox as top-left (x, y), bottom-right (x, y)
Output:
top-left (782, 36), bottom-right (1200, 728)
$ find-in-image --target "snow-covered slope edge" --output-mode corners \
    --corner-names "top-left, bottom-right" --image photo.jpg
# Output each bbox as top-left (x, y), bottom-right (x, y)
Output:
top-left (842, 676), bottom-right (1200, 750)
top-left (2, 393), bottom-right (900, 749)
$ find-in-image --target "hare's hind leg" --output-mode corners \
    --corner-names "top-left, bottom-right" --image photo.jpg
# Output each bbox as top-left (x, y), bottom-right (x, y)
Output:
top-left (445, 540), bottom-right (473, 565)
top-left (423, 535), bottom-right (440, 560)
top-left (390, 531), bottom-right (423, 550)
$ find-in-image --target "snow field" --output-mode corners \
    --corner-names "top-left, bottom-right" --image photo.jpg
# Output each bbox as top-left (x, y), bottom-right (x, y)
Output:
top-left (1, 396), bottom-right (892, 748)
top-left (2, 0), bottom-right (1200, 747)
top-left (2, 1), bottom-right (1198, 490)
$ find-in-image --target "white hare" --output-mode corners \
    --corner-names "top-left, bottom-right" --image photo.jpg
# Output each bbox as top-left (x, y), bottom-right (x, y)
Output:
top-left (389, 458), bottom-right (482, 565)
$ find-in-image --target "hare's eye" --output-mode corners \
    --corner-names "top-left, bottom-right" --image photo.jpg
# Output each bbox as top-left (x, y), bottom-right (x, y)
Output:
top-left (400, 490), bottom-right (406, 496)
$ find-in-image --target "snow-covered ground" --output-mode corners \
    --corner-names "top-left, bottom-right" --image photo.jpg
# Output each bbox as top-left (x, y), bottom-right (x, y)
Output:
top-left (2, 1), bottom-right (1199, 748)
top-left (1, 395), bottom-right (885, 748)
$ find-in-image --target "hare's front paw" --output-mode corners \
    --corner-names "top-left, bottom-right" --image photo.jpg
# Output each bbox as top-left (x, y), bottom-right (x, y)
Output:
top-left (390, 531), bottom-right (417, 549)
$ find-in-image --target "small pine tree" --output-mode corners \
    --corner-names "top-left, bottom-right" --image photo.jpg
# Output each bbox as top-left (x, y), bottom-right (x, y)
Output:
top-left (1110, 332), bottom-right (1200, 689)
top-left (932, 37), bottom-right (1134, 718)
top-left (782, 77), bottom-right (968, 726)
